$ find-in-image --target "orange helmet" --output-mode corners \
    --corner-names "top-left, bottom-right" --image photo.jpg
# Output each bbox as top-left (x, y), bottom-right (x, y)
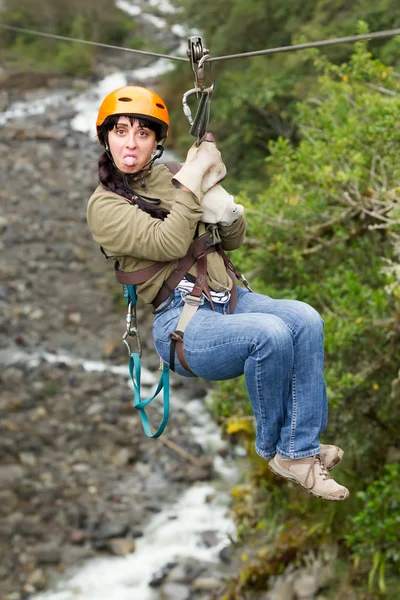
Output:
top-left (96, 86), bottom-right (169, 145)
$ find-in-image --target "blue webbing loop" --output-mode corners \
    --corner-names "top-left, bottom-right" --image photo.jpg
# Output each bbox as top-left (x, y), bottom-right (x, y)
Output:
top-left (123, 284), bottom-right (170, 438)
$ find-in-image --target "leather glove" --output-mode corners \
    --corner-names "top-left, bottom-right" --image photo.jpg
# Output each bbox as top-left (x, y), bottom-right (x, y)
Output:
top-left (172, 133), bottom-right (227, 200)
top-left (201, 184), bottom-right (244, 226)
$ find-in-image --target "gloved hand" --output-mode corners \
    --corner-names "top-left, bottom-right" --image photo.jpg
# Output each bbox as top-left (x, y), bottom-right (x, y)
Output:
top-left (201, 184), bottom-right (244, 226)
top-left (172, 133), bottom-right (227, 200)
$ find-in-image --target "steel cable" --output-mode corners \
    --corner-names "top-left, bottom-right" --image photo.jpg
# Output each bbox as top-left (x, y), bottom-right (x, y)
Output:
top-left (208, 28), bottom-right (400, 62)
top-left (0, 24), bottom-right (189, 62)
top-left (1, 23), bottom-right (399, 64)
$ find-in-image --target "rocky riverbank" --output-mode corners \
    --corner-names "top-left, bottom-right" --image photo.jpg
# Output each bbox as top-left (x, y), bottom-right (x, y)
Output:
top-left (0, 53), bottom-right (244, 598)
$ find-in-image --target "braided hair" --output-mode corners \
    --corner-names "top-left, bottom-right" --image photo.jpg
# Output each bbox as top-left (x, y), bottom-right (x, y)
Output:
top-left (98, 115), bottom-right (169, 220)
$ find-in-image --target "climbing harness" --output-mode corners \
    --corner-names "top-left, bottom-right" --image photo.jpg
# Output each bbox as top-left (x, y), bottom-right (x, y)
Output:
top-left (116, 224), bottom-right (252, 375)
top-left (122, 283), bottom-right (170, 439)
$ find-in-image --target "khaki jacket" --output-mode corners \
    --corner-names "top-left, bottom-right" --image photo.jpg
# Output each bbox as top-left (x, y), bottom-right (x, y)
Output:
top-left (87, 163), bottom-right (246, 304)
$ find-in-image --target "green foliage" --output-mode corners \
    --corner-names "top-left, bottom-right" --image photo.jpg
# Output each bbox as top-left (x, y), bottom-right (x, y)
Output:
top-left (203, 40), bottom-right (400, 596)
top-left (345, 464), bottom-right (400, 592)
top-left (172, 1), bottom-right (400, 181)
top-left (0, 0), bottom-right (134, 75)
top-left (210, 43), bottom-right (400, 456)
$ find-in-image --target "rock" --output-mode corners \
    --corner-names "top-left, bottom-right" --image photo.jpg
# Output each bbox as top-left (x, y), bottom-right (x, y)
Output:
top-left (27, 568), bottom-right (47, 590)
top-left (112, 447), bottom-right (134, 466)
top-left (86, 401), bottom-right (105, 416)
top-left (160, 582), bottom-right (191, 600)
top-left (149, 563), bottom-right (177, 587)
top-left (316, 562), bottom-right (335, 588)
top-left (107, 538), bottom-right (136, 556)
top-left (19, 452), bottom-right (37, 467)
top-left (30, 308), bottom-right (45, 320)
top-left (166, 559), bottom-right (206, 584)
top-left (2, 367), bottom-right (24, 384)
top-left (219, 544), bottom-right (235, 564)
top-left (35, 543), bottom-right (62, 565)
top-left (0, 490), bottom-right (19, 515)
top-left (192, 576), bottom-right (222, 591)
top-left (0, 464), bottom-right (25, 485)
top-left (200, 530), bottom-right (219, 548)
top-left (0, 215), bottom-right (8, 233)
top-left (0, 284), bottom-right (9, 300)
top-left (92, 521), bottom-right (129, 541)
top-left (184, 461), bottom-right (214, 482)
top-left (269, 580), bottom-right (295, 600)
top-left (67, 312), bottom-right (82, 324)
top-left (292, 572), bottom-right (318, 599)
top-left (134, 462), bottom-right (152, 477)
top-left (69, 529), bottom-right (87, 545)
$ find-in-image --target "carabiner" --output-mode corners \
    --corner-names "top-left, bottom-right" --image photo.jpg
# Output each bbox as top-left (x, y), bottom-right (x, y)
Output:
top-left (122, 301), bottom-right (142, 356)
top-left (122, 328), bottom-right (143, 357)
top-left (196, 54), bottom-right (214, 91)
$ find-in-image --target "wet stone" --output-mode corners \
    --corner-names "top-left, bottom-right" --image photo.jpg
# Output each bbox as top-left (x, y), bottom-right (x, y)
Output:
top-left (107, 538), bottom-right (136, 556)
top-left (160, 582), bottom-right (191, 600)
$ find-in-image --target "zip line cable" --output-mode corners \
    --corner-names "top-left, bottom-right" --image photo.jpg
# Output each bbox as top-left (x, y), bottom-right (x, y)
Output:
top-left (208, 28), bottom-right (400, 62)
top-left (0, 24), bottom-right (189, 62)
top-left (1, 24), bottom-right (400, 65)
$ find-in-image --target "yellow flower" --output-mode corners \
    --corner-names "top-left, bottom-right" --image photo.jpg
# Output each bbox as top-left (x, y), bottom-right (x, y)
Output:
top-left (343, 75), bottom-right (349, 83)
top-left (372, 383), bottom-right (379, 391)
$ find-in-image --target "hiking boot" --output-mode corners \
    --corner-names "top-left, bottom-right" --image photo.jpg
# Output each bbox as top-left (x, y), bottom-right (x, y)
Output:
top-left (269, 454), bottom-right (349, 501)
top-left (319, 444), bottom-right (344, 471)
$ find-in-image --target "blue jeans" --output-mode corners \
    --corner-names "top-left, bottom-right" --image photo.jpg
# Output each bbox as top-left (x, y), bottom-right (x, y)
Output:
top-left (153, 287), bottom-right (328, 460)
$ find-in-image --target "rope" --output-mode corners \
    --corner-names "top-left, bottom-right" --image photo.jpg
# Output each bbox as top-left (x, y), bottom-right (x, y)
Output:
top-left (0, 24), bottom-right (189, 62)
top-left (1, 23), bottom-right (400, 65)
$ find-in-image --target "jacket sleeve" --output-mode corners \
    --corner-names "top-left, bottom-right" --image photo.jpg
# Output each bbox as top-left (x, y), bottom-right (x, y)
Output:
top-left (87, 186), bottom-right (203, 262)
top-left (218, 215), bottom-right (246, 251)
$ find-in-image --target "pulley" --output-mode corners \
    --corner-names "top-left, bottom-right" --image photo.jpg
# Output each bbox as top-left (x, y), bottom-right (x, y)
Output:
top-left (184, 36), bottom-right (215, 144)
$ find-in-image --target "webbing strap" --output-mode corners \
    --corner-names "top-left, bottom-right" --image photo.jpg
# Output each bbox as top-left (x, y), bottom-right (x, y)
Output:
top-left (128, 354), bottom-right (170, 438)
top-left (123, 284), bottom-right (170, 438)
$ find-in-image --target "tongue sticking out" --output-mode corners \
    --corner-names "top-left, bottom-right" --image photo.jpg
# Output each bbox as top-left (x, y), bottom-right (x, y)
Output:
top-left (123, 156), bottom-right (137, 166)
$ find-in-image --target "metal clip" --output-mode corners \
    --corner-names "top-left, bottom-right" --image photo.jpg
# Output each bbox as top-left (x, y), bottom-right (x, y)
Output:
top-left (196, 53), bottom-right (214, 91)
top-left (184, 36), bottom-right (215, 143)
top-left (182, 87), bottom-right (213, 143)
top-left (122, 302), bottom-right (142, 356)
top-left (187, 36), bottom-right (209, 89)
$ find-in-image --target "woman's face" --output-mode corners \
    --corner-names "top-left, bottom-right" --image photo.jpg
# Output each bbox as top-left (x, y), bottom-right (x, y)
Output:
top-left (108, 116), bottom-right (158, 173)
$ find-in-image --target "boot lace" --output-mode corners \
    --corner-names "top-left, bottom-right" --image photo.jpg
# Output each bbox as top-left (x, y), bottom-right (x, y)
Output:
top-left (304, 455), bottom-right (330, 489)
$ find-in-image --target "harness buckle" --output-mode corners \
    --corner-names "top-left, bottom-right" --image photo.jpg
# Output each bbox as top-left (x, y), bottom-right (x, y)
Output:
top-left (183, 293), bottom-right (204, 306)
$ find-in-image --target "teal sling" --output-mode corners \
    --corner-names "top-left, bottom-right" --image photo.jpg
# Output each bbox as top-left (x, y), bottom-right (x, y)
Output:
top-left (122, 284), bottom-right (170, 439)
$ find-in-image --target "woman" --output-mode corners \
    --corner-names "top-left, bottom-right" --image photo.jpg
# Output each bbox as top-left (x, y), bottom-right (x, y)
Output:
top-left (87, 85), bottom-right (349, 502)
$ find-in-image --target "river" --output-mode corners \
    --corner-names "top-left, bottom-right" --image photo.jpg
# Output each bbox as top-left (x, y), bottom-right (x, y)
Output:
top-left (1, 1), bottom-right (241, 598)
